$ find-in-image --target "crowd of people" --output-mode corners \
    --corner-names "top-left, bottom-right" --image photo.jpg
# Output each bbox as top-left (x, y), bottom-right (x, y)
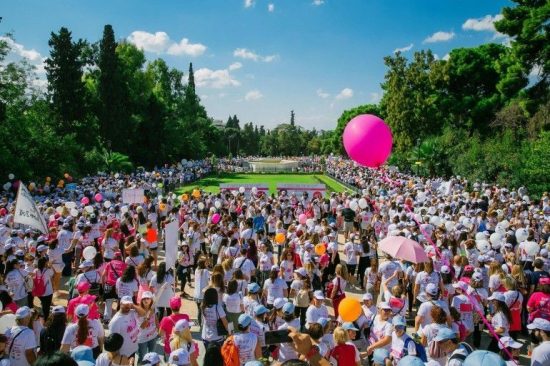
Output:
top-left (0, 155), bottom-right (548, 366)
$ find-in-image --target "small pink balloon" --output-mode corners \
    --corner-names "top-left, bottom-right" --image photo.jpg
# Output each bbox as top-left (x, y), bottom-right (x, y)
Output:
top-left (212, 213), bottom-right (221, 224)
top-left (342, 114), bottom-right (393, 168)
top-left (298, 214), bottom-right (307, 225)
top-left (81, 197), bottom-right (90, 205)
top-left (94, 193), bottom-right (103, 202)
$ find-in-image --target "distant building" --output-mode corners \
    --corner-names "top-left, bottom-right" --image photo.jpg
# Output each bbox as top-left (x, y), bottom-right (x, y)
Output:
top-left (212, 120), bottom-right (225, 129)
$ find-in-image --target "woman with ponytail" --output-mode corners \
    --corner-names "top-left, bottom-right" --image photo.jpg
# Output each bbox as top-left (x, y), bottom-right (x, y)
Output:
top-left (61, 304), bottom-right (104, 359)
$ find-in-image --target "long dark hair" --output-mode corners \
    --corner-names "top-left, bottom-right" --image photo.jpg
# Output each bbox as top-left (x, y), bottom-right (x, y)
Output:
top-left (37, 257), bottom-right (48, 271)
top-left (0, 290), bottom-right (14, 308)
top-left (76, 315), bottom-right (89, 345)
top-left (494, 299), bottom-right (512, 323)
top-left (121, 265), bottom-right (136, 283)
top-left (201, 288), bottom-right (219, 315)
top-left (4, 259), bottom-right (18, 276)
top-left (157, 262), bottom-right (166, 284)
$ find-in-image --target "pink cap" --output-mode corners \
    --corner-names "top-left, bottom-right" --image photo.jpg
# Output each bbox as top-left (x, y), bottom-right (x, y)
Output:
top-left (540, 277), bottom-right (550, 285)
top-left (169, 296), bottom-right (182, 310)
top-left (76, 282), bottom-right (91, 293)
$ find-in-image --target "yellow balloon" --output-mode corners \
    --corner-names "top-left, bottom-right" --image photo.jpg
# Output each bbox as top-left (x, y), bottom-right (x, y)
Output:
top-left (275, 233), bottom-right (286, 244)
top-left (315, 243), bottom-right (326, 256)
top-left (338, 298), bottom-right (362, 322)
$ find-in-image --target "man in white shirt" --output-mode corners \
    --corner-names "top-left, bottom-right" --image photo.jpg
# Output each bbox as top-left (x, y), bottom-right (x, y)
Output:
top-left (5, 306), bottom-right (37, 366)
top-left (233, 248), bottom-right (256, 280)
top-left (378, 254), bottom-right (401, 301)
top-left (305, 291), bottom-right (329, 328)
top-left (108, 296), bottom-right (146, 357)
top-left (527, 318), bottom-right (550, 366)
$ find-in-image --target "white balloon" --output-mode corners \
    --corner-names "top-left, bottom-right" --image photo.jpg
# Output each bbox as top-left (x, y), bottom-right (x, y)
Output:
top-left (349, 200), bottom-right (359, 211)
top-left (430, 216), bottom-right (441, 227)
top-left (8, 174), bottom-right (14, 180)
top-left (231, 190), bottom-right (239, 197)
top-left (239, 187), bottom-right (245, 194)
top-left (171, 193), bottom-right (177, 200)
top-left (83, 246), bottom-right (97, 261)
top-left (524, 241), bottom-right (540, 256)
top-left (198, 202), bottom-right (205, 210)
top-left (251, 187), bottom-right (258, 194)
top-left (84, 205), bottom-right (94, 213)
top-left (3, 182), bottom-right (10, 191)
top-left (358, 198), bottom-right (368, 209)
top-left (445, 221), bottom-right (455, 232)
top-left (0, 314), bottom-right (16, 334)
top-left (70, 208), bottom-right (79, 217)
top-left (121, 206), bottom-right (129, 214)
top-left (215, 200), bottom-right (222, 209)
top-left (362, 189), bottom-right (369, 195)
top-left (103, 200), bottom-right (112, 208)
top-left (114, 173), bottom-right (120, 179)
top-left (500, 220), bottom-right (510, 229)
top-left (515, 228), bottom-right (529, 243)
top-left (489, 232), bottom-right (503, 245)
top-left (55, 206), bottom-right (64, 214)
top-left (306, 219), bottom-right (315, 228)
top-left (158, 195), bottom-right (163, 200)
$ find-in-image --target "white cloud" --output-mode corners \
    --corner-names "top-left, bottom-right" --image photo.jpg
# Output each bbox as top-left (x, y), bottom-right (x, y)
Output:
top-left (312, 0), bottom-right (325, 5)
top-left (335, 88), bottom-right (353, 100)
top-left (233, 48), bottom-right (278, 62)
top-left (229, 62), bottom-right (243, 71)
top-left (167, 38), bottom-right (206, 56)
top-left (31, 78), bottom-right (48, 90)
top-left (368, 92), bottom-right (381, 103)
top-left (393, 43), bottom-right (414, 53)
top-left (245, 90), bottom-right (263, 101)
top-left (195, 67), bottom-right (240, 89)
top-left (442, 53), bottom-right (450, 61)
top-left (0, 36), bottom-right (43, 63)
top-left (462, 14), bottom-right (503, 32)
top-left (316, 89), bottom-right (330, 99)
top-left (268, 3), bottom-right (275, 12)
top-left (244, 0), bottom-right (254, 8)
top-left (423, 31), bottom-right (455, 43)
top-left (530, 65), bottom-right (542, 77)
top-left (127, 31), bottom-right (206, 56)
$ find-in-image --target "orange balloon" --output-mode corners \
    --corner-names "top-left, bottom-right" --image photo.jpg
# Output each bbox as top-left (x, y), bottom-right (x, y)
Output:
top-left (275, 233), bottom-right (286, 244)
top-left (146, 228), bottom-right (158, 243)
top-left (159, 203), bottom-right (166, 211)
top-left (182, 194), bottom-right (189, 201)
top-left (338, 298), bottom-right (362, 322)
top-left (314, 243), bottom-right (326, 256)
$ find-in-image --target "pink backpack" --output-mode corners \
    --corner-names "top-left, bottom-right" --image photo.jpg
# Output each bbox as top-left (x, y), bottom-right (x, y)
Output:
top-left (32, 271), bottom-right (46, 297)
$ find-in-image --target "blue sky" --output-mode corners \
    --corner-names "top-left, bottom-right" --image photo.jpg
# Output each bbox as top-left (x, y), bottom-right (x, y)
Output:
top-left (1, 0), bottom-right (511, 130)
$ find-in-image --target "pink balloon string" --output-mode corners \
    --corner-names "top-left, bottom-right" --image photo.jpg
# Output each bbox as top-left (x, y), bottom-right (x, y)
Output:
top-left (374, 168), bottom-right (518, 364)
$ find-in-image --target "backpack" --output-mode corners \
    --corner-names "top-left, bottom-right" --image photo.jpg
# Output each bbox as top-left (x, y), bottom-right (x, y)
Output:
top-left (404, 337), bottom-right (428, 362)
top-left (221, 336), bottom-right (240, 366)
top-left (448, 342), bottom-right (474, 362)
top-left (454, 321), bottom-right (467, 342)
top-left (32, 270), bottom-right (46, 297)
top-left (428, 329), bottom-right (448, 359)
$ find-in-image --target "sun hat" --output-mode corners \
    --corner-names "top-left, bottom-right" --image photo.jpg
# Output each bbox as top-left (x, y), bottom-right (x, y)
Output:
top-left (527, 318), bottom-right (550, 331)
top-left (15, 306), bottom-right (31, 319)
top-left (142, 352), bottom-right (161, 365)
top-left (313, 290), bottom-right (325, 300)
top-left (342, 322), bottom-right (359, 331)
top-left (397, 355), bottom-right (425, 366)
top-left (488, 293), bottom-right (506, 302)
top-left (169, 296), bottom-right (182, 309)
top-left (463, 350), bottom-right (506, 366)
top-left (433, 327), bottom-right (457, 342)
top-left (120, 296), bottom-right (134, 305)
top-left (238, 314), bottom-right (252, 328)
top-left (282, 302), bottom-right (295, 315)
top-left (273, 298), bottom-right (286, 309)
top-left (75, 304), bottom-right (90, 318)
top-left (254, 305), bottom-right (268, 316)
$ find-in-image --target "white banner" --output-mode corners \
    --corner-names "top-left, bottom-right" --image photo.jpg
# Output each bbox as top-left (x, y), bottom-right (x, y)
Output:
top-left (14, 182), bottom-right (48, 234)
top-left (277, 184), bottom-right (326, 199)
top-left (122, 188), bottom-right (145, 204)
top-left (164, 220), bottom-right (179, 270)
top-left (219, 183), bottom-right (269, 197)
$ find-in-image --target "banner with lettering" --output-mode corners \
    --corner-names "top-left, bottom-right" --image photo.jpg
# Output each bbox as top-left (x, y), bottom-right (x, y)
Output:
top-left (122, 188), bottom-right (145, 204)
top-left (276, 184), bottom-right (326, 199)
top-left (14, 182), bottom-right (48, 234)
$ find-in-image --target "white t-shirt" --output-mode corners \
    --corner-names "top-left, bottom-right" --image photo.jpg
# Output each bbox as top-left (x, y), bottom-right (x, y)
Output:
top-left (5, 270), bottom-right (28, 301)
top-left (418, 323), bottom-right (451, 364)
top-left (115, 278), bottom-right (139, 299)
top-left (149, 274), bottom-right (175, 308)
top-left (223, 293), bottom-right (243, 313)
top-left (61, 319), bottom-right (104, 349)
top-left (201, 304), bottom-right (226, 342)
top-left (263, 278), bottom-right (286, 304)
top-left (108, 310), bottom-right (140, 356)
top-left (415, 271), bottom-right (440, 295)
top-left (258, 252), bottom-right (273, 272)
top-left (194, 269), bottom-right (210, 300)
top-left (417, 300), bottom-right (449, 332)
top-left (137, 310), bottom-right (157, 343)
top-left (103, 237), bottom-right (118, 259)
top-left (234, 332), bottom-right (258, 365)
top-left (451, 294), bottom-right (474, 330)
top-left (278, 319), bottom-right (301, 361)
top-left (305, 305), bottom-right (329, 326)
top-left (6, 326), bottom-right (36, 366)
top-left (531, 340), bottom-right (550, 366)
top-left (344, 242), bottom-right (358, 265)
top-left (488, 274), bottom-right (502, 292)
top-left (390, 333), bottom-right (416, 362)
top-left (331, 277), bottom-right (347, 297)
top-left (369, 316), bottom-right (392, 351)
top-left (491, 312), bottom-right (510, 337)
top-left (233, 257), bottom-right (255, 279)
top-left (249, 319), bottom-right (269, 348)
top-left (125, 256), bottom-right (144, 267)
top-left (379, 261), bottom-right (400, 289)
top-left (280, 260), bottom-right (294, 282)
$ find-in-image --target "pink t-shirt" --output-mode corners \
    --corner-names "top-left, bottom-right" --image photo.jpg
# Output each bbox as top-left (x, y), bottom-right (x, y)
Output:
top-left (527, 292), bottom-right (550, 321)
top-left (159, 313), bottom-right (190, 353)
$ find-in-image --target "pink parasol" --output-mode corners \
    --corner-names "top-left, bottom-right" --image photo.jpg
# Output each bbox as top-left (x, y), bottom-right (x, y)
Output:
top-left (378, 236), bottom-right (428, 264)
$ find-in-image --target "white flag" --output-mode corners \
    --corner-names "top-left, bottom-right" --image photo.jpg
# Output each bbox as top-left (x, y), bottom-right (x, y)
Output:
top-left (164, 220), bottom-right (179, 270)
top-left (14, 182), bottom-right (48, 234)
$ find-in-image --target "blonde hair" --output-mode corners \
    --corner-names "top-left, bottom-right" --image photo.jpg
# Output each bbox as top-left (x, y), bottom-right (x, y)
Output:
top-left (170, 328), bottom-right (193, 351)
top-left (222, 258), bottom-right (234, 272)
top-left (489, 261), bottom-right (505, 278)
top-left (333, 327), bottom-right (349, 345)
top-left (335, 264), bottom-right (349, 280)
top-left (503, 276), bottom-right (517, 291)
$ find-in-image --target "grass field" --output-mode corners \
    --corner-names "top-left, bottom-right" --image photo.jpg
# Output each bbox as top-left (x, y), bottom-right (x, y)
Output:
top-left (176, 173), bottom-right (352, 196)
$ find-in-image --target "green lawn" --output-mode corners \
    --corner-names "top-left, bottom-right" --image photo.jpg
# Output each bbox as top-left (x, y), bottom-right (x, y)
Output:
top-left (175, 173), bottom-right (352, 196)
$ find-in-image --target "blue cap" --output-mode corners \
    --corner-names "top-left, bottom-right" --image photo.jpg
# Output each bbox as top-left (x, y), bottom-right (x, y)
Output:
top-left (238, 314), bottom-right (252, 328)
top-left (373, 348), bottom-right (390, 365)
top-left (71, 346), bottom-right (95, 364)
top-left (254, 305), bottom-right (268, 316)
top-left (282, 302), bottom-right (295, 315)
top-left (244, 362), bottom-right (264, 366)
top-left (392, 315), bottom-right (407, 328)
top-left (397, 356), bottom-right (425, 366)
top-left (342, 322), bottom-right (359, 331)
top-left (316, 317), bottom-right (329, 327)
top-left (463, 350), bottom-right (506, 366)
top-left (433, 327), bottom-right (457, 342)
top-left (247, 283), bottom-right (261, 293)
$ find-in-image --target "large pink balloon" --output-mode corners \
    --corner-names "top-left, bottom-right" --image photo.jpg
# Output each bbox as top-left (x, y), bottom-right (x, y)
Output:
top-left (343, 114), bottom-right (393, 168)
top-left (212, 213), bottom-right (221, 225)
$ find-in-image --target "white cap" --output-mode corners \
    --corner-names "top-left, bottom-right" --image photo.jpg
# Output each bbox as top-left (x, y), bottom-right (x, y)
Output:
top-left (488, 292), bottom-right (506, 302)
top-left (169, 347), bottom-right (190, 365)
top-left (141, 291), bottom-right (154, 300)
top-left (75, 304), bottom-right (89, 318)
top-left (425, 283), bottom-right (438, 296)
top-left (313, 290), bottom-right (325, 300)
top-left (362, 293), bottom-right (373, 301)
top-left (527, 318), bottom-right (550, 331)
top-left (294, 268), bottom-right (308, 277)
top-left (174, 319), bottom-right (191, 332)
top-left (120, 296), bottom-right (134, 304)
top-left (273, 298), bottom-right (286, 310)
top-left (15, 306), bottom-right (31, 319)
top-left (498, 336), bottom-right (523, 350)
top-left (378, 301), bottom-right (391, 310)
top-left (440, 265), bottom-right (450, 274)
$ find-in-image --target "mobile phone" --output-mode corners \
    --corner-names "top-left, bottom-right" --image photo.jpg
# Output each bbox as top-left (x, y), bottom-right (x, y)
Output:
top-left (265, 329), bottom-right (292, 345)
